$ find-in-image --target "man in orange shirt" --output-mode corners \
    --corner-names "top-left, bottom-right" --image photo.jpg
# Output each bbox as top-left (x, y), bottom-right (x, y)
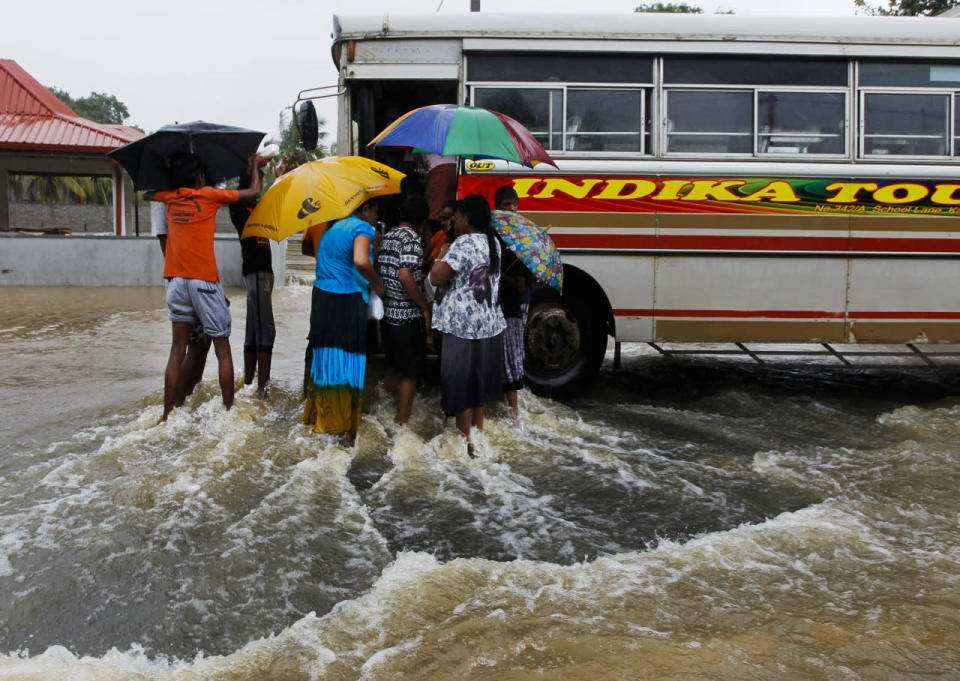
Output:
top-left (146, 152), bottom-right (262, 422)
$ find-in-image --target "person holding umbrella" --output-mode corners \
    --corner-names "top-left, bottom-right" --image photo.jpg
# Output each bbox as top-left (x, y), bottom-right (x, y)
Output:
top-left (237, 156), bottom-right (405, 444)
top-left (303, 198), bottom-right (387, 447)
top-left (146, 152), bottom-right (262, 422)
top-left (151, 198), bottom-right (211, 407)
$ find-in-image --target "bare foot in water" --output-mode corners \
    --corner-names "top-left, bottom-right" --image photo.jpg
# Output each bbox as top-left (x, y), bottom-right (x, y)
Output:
top-left (339, 432), bottom-right (356, 448)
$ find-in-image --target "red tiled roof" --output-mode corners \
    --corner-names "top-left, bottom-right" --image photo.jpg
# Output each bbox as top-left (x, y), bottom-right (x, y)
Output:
top-left (0, 58), bottom-right (143, 153)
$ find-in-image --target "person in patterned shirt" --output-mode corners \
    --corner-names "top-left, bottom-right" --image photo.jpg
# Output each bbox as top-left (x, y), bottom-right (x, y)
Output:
top-left (376, 195), bottom-right (432, 425)
top-left (428, 194), bottom-right (506, 445)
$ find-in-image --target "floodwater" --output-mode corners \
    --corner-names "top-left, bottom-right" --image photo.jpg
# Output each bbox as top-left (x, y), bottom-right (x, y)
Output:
top-left (1, 284), bottom-right (959, 680)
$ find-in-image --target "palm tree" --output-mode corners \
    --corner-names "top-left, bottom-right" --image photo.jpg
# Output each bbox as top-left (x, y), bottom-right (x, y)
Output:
top-left (11, 174), bottom-right (112, 204)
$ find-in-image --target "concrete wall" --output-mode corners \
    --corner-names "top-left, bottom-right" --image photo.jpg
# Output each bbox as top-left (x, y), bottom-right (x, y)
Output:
top-left (9, 201), bottom-right (115, 234)
top-left (8, 201), bottom-right (239, 235)
top-left (0, 233), bottom-right (286, 287)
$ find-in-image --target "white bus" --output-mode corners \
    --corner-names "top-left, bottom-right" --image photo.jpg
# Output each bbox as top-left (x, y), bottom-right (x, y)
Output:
top-left (321, 12), bottom-right (960, 395)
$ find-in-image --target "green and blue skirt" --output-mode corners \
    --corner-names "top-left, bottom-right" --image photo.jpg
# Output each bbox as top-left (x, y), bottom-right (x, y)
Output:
top-left (303, 287), bottom-right (367, 434)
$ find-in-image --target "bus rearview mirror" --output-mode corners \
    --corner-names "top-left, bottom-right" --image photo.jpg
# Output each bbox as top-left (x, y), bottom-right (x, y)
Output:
top-left (297, 101), bottom-right (319, 152)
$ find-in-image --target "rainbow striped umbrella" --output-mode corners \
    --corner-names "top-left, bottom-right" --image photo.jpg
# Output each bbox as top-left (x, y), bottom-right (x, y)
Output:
top-left (368, 104), bottom-right (557, 168)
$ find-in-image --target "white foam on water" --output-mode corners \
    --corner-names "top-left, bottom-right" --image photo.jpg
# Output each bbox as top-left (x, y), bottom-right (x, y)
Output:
top-left (6, 299), bottom-right (960, 679)
top-left (0, 530), bottom-right (21, 578)
top-left (880, 401), bottom-right (960, 445)
top-left (0, 325), bottom-right (26, 337)
top-left (360, 409), bottom-right (604, 562)
top-left (509, 391), bottom-right (663, 489)
top-left (2, 466), bottom-right (958, 680)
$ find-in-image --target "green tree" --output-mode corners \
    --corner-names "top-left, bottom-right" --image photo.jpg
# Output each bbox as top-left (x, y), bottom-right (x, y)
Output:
top-left (11, 174), bottom-right (112, 205)
top-left (47, 86), bottom-right (131, 125)
top-left (258, 109), bottom-right (329, 186)
top-left (635, 3), bottom-right (703, 12)
top-left (853, 0), bottom-right (959, 15)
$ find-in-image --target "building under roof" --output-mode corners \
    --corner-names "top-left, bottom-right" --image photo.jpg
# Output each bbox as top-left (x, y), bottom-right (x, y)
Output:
top-left (0, 58), bottom-right (143, 234)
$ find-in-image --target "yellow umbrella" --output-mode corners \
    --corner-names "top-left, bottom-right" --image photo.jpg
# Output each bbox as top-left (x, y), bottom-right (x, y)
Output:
top-left (241, 156), bottom-right (405, 241)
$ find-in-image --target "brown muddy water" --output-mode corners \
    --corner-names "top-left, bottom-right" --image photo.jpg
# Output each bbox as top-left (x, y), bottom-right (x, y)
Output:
top-left (1, 284), bottom-right (959, 680)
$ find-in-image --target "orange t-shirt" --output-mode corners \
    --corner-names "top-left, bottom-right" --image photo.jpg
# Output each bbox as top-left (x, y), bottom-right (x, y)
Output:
top-left (427, 229), bottom-right (448, 262)
top-left (153, 186), bottom-right (240, 281)
top-left (304, 222), bottom-right (329, 257)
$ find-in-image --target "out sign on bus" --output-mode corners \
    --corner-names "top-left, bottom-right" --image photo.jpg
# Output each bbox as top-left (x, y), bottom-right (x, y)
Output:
top-left (465, 160), bottom-right (496, 171)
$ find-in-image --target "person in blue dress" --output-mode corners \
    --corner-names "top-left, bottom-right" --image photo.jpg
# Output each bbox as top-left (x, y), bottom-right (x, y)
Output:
top-left (303, 198), bottom-right (386, 446)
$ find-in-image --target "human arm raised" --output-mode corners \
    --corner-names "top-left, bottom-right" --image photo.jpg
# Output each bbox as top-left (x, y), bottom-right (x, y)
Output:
top-left (235, 155), bottom-right (263, 201)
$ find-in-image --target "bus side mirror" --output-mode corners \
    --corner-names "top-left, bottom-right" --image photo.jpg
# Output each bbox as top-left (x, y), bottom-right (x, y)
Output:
top-left (297, 101), bottom-right (319, 151)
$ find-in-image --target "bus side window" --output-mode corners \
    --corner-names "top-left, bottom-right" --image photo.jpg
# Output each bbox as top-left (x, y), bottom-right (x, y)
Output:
top-left (665, 90), bottom-right (752, 154)
top-left (862, 92), bottom-right (950, 157)
top-left (758, 91), bottom-right (846, 156)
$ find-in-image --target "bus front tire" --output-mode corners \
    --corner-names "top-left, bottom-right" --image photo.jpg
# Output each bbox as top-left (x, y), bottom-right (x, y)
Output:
top-left (523, 292), bottom-right (607, 399)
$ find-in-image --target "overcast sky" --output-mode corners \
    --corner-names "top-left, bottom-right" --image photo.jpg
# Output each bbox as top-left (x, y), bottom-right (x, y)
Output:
top-left (5, 0), bottom-right (864, 146)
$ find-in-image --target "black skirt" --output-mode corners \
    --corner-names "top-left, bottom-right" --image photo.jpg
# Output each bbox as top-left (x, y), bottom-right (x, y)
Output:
top-left (439, 332), bottom-right (504, 417)
top-left (307, 287), bottom-right (366, 353)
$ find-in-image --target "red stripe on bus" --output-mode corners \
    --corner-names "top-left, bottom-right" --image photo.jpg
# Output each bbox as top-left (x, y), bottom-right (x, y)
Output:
top-left (848, 310), bottom-right (960, 319)
top-left (553, 234), bottom-right (658, 249)
top-left (657, 235), bottom-right (849, 251)
top-left (614, 309), bottom-right (845, 319)
top-left (849, 237), bottom-right (960, 252)
top-left (615, 309), bottom-right (960, 320)
top-left (551, 234), bottom-right (960, 253)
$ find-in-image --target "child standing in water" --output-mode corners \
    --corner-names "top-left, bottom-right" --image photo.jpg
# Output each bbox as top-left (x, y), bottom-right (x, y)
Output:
top-left (494, 185), bottom-right (534, 426)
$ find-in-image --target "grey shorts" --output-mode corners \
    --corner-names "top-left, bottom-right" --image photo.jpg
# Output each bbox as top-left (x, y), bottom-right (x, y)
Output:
top-left (166, 277), bottom-right (231, 338)
top-left (243, 272), bottom-right (276, 353)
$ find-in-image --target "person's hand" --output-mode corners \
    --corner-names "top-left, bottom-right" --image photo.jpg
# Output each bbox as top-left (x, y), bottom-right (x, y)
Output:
top-left (438, 243), bottom-right (451, 258)
top-left (422, 305), bottom-right (432, 330)
top-left (374, 280), bottom-right (387, 297)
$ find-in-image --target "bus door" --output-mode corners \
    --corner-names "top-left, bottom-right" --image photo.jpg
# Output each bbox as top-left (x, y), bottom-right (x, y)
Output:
top-left (350, 79), bottom-right (458, 170)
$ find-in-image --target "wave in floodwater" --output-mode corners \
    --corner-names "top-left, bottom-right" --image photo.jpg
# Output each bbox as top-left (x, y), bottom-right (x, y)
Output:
top-left (1, 286), bottom-right (960, 680)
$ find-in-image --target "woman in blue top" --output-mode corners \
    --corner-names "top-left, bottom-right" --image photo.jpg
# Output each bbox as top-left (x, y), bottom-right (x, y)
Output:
top-left (304, 198), bottom-right (386, 446)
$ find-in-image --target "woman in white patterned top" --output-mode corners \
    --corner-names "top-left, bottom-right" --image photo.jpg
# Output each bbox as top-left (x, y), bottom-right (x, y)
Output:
top-left (429, 194), bottom-right (506, 444)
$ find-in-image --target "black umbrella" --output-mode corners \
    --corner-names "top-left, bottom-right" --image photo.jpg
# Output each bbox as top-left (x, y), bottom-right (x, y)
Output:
top-left (108, 120), bottom-right (266, 190)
